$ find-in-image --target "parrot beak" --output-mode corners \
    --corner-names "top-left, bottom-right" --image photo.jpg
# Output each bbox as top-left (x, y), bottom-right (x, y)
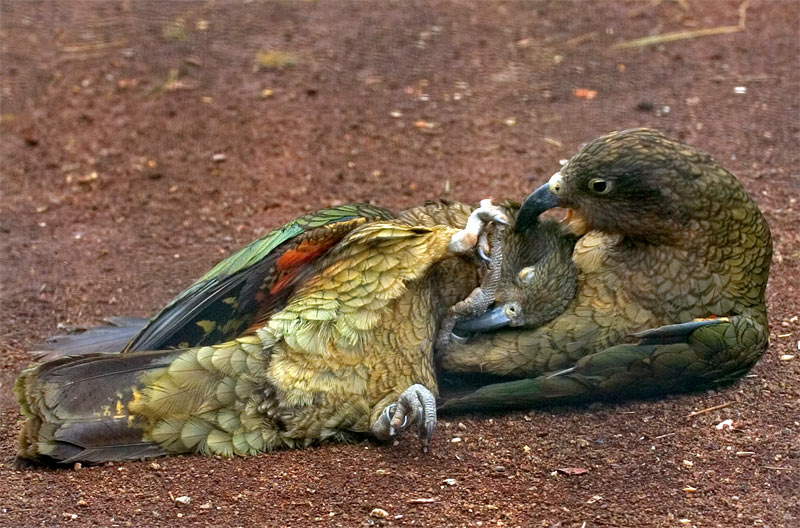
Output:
top-left (452, 305), bottom-right (513, 334)
top-left (515, 173), bottom-right (563, 233)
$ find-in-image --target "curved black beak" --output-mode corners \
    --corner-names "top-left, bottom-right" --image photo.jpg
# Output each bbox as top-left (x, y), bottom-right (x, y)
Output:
top-left (514, 182), bottom-right (562, 232)
top-left (453, 305), bottom-right (512, 334)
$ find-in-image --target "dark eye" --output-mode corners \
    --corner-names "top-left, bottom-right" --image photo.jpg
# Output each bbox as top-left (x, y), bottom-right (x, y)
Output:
top-left (589, 178), bottom-right (611, 194)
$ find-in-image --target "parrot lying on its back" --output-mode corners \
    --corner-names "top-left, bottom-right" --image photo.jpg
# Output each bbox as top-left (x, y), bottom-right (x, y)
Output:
top-left (16, 200), bottom-right (509, 465)
top-left (438, 128), bottom-right (772, 412)
top-left (15, 198), bottom-right (580, 466)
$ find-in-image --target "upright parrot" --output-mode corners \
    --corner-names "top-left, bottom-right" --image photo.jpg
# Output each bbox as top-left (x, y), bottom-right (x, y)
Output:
top-left (438, 128), bottom-right (772, 412)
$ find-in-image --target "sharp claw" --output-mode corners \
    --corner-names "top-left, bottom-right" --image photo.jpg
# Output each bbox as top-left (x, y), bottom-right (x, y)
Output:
top-left (477, 244), bottom-right (491, 262)
top-left (449, 331), bottom-right (469, 344)
top-left (384, 403), bottom-right (397, 436)
top-left (390, 405), bottom-right (409, 434)
top-left (422, 420), bottom-right (436, 453)
top-left (377, 384), bottom-right (438, 452)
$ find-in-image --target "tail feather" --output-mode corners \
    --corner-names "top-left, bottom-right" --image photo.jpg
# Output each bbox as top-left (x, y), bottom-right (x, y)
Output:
top-left (32, 317), bottom-right (149, 361)
top-left (44, 418), bottom-right (168, 464)
top-left (15, 349), bottom-right (182, 466)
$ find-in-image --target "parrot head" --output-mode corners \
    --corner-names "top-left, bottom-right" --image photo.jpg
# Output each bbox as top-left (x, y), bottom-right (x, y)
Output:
top-left (515, 128), bottom-right (708, 241)
top-left (453, 218), bottom-right (578, 335)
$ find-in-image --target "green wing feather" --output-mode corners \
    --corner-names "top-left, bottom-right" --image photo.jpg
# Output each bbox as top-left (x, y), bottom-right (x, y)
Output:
top-left (439, 316), bottom-right (767, 413)
top-left (123, 204), bottom-right (395, 352)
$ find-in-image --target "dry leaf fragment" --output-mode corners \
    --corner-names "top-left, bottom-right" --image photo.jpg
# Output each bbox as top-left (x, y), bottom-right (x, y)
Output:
top-left (573, 88), bottom-right (597, 100)
top-left (407, 498), bottom-right (437, 504)
top-left (414, 120), bottom-right (437, 129)
top-left (557, 467), bottom-right (588, 475)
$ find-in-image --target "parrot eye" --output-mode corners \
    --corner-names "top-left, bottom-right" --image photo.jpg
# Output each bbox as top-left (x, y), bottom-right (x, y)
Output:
top-left (588, 178), bottom-right (611, 194)
top-left (518, 266), bottom-right (535, 285)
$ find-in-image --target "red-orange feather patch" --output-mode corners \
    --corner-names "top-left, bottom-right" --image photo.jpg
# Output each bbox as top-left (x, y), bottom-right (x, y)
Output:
top-left (270, 239), bottom-right (338, 295)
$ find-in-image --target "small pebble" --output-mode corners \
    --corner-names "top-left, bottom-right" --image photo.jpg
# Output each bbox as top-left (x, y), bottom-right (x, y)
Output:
top-left (451, 437), bottom-right (462, 443)
top-left (174, 496), bottom-right (191, 505)
top-left (443, 478), bottom-right (457, 486)
top-left (457, 422), bottom-right (467, 431)
top-left (715, 419), bottom-right (735, 430)
top-left (370, 508), bottom-right (389, 519)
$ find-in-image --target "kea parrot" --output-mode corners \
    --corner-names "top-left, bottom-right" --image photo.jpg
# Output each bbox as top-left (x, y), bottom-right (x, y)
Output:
top-left (437, 128), bottom-right (772, 412)
top-left (14, 197), bottom-right (578, 467)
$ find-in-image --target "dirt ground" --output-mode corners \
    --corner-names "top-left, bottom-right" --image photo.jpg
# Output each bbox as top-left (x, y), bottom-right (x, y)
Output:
top-left (1, 1), bottom-right (798, 526)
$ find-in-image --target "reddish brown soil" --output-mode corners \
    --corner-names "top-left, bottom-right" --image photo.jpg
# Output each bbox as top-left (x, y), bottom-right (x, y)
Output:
top-left (1, 1), bottom-right (798, 526)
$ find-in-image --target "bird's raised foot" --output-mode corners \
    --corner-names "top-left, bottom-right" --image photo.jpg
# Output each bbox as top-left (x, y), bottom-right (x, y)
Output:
top-left (448, 199), bottom-right (510, 254)
top-left (372, 384), bottom-right (437, 452)
top-left (438, 209), bottom-right (507, 351)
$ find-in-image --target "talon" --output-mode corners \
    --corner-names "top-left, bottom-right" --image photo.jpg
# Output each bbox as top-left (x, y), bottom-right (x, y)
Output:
top-left (389, 402), bottom-right (410, 434)
top-left (477, 244), bottom-right (491, 263)
top-left (373, 384), bottom-right (437, 451)
top-left (449, 331), bottom-right (469, 344)
top-left (383, 403), bottom-right (398, 436)
top-left (477, 230), bottom-right (492, 261)
top-left (422, 420), bottom-right (436, 452)
top-left (449, 200), bottom-right (509, 254)
top-left (484, 214), bottom-right (509, 226)
top-left (476, 199), bottom-right (510, 225)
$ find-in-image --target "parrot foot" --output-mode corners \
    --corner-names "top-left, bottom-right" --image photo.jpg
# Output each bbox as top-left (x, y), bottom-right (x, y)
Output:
top-left (372, 384), bottom-right (437, 452)
top-left (448, 199), bottom-right (509, 254)
top-left (437, 217), bottom-right (506, 351)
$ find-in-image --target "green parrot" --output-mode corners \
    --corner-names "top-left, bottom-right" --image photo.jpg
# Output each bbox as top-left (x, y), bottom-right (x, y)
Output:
top-left (437, 128), bottom-right (772, 412)
top-left (18, 200), bottom-right (554, 466)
